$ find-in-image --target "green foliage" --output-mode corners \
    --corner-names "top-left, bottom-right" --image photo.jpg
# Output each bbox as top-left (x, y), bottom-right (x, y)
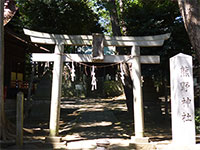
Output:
top-left (62, 81), bottom-right (86, 98)
top-left (103, 81), bottom-right (123, 97)
top-left (86, 0), bottom-right (112, 34)
top-left (195, 108), bottom-right (200, 133)
top-left (86, 0), bottom-right (137, 35)
top-left (122, 0), bottom-right (193, 84)
top-left (15, 0), bottom-right (103, 34)
top-left (122, 0), bottom-right (192, 56)
top-left (123, 0), bottom-right (180, 36)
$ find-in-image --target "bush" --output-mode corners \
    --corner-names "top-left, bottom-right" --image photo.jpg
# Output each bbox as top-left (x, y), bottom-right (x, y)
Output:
top-left (195, 108), bottom-right (200, 133)
top-left (103, 81), bottom-right (124, 97)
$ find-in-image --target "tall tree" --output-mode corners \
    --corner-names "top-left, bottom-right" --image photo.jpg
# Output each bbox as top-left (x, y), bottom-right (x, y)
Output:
top-left (107, 0), bottom-right (121, 36)
top-left (177, 0), bottom-right (200, 63)
top-left (103, 0), bottom-right (134, 113)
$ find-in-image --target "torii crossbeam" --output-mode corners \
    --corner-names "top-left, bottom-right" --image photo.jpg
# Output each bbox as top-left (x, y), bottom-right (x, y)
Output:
top-left (24, 29), bottom-right (170, 142)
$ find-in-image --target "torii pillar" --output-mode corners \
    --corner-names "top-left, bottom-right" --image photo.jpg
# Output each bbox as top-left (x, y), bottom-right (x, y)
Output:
top-left (131, 46), bottom-right (149, 143)
top-left (49, 41), bottom-right (64, 137)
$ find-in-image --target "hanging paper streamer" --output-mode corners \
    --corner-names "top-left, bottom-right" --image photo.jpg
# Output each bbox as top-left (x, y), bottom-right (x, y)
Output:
top-left (91, 65), bottom-right (97, 91)
top-left (71, 61), bottom-right (75, 82)
top-left (45, 61), bottom-right (49, 70)
top-left (120, 63), bottom-right (125, 85)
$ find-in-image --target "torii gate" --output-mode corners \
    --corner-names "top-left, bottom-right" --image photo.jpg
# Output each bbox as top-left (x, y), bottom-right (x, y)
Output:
top-left (24, 29), bottom-right (170, 142)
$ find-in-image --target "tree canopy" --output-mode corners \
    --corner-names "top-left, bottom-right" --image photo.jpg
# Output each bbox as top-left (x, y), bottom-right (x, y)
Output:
top-left (14, 0), bottom-right (104, 34)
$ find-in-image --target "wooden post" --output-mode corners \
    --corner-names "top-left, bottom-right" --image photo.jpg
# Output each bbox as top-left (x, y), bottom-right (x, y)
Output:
top-left (131, 46), bottom-right (145, 139)
top-left (16, 92), bottom-right (24, 147)
top-left (49, 42), bottom-right (64, 136)
top-left (92, 33), bottom-right (104, 61)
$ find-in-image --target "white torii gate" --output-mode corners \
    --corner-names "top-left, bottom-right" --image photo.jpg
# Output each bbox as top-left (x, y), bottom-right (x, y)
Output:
top-left (24, 29), bottom-right (170, 142)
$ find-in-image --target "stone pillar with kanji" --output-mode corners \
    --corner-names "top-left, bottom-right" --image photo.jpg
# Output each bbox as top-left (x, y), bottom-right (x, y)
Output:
top-left (170, 53), bottom-right (196, 145)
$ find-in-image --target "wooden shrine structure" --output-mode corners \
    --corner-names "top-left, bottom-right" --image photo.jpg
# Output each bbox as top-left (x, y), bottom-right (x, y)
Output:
top-left (24, 28), bottom-right (170, 142)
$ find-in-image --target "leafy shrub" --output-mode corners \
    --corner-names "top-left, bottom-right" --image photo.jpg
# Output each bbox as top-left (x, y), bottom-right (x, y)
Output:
top-left (195, 108), bottom-right (200, 133)
top-left (103, 81), bottom-right (124, 97)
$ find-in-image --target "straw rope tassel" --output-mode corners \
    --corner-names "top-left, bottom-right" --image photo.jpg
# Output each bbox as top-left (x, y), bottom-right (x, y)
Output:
top-left (71, 61), bottom-right (75, 82)
top-left (120, 63), bottom-right (125, 85)
top-left (91, 65), bottom-right (97, 91)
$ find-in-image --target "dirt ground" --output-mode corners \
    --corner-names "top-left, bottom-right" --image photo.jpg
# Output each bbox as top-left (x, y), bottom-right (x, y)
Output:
top-left (2, 95), bottom-right (199, 149)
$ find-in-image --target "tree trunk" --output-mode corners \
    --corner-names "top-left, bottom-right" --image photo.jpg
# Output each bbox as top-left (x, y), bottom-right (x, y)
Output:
top-left (107, 0), bottom-right (133, 114)
top-left (108, 0), bottom-right (121, 36)
top-left (122, 63), bottom-right (133, 114)
top-left (119, 0), bottom-right (127, 34)
top-left (177, 0), bottom-right (200, 62)
top-left (0, 0), bottom-right (6, 140)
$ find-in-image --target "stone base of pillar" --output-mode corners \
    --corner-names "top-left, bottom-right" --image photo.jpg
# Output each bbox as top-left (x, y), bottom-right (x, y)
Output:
top-left (129, 136), bottom-right (153, 150)
top-left (45, 136), bottom-right (67, 149)
top-left (129, 143), bottom-right (155, 150)
top-left (95, 139), bottom-right (110, 150)
top-left (130, 136), bottom-right (149, 143)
